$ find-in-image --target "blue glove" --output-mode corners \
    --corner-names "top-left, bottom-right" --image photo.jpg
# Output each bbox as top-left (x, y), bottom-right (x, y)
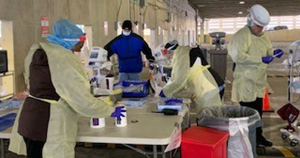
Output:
top-left (273, 49), bottom-right (284, 58)
top-left (149, 64), bottom-right (154, 70)
top-left (159, 91), bottom-right (166, 98)
top-left (165, 98), bottom-right (183, 105)
top-left (262, 56), bottom-right (274, 64)
top-left (110, 106), bottom-right (126, 122)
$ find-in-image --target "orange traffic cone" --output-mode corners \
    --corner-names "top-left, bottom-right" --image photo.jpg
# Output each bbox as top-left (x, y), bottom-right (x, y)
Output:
top-left (263, 88), bottom-right (274, 112)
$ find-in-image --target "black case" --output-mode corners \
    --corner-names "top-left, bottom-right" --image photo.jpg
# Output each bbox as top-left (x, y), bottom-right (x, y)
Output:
top-left (0, 50), bottom-right (8, 73)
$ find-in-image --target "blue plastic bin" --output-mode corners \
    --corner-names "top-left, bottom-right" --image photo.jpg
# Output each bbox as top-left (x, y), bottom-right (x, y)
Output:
top-left (114, 80), bottom-right (149, 98)
top-left (0, 113), bottom-right (17, 132)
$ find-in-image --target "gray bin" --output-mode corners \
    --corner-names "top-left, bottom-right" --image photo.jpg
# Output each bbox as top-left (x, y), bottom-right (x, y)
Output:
top-left (249, 120), bottom-right (263, 155)
top-left (208, 49), bottom-right (227, 80)
top-left (197, 105), bottom-right (262, 157)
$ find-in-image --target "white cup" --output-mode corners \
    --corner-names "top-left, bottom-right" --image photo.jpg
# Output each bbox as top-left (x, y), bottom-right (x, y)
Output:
top-left (115, 106), bottom-right (127, 127)
top-left (90, 118), bottom-right (105, 128)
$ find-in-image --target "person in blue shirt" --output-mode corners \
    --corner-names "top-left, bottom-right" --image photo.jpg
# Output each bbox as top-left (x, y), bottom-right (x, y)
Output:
top-left (104, 20), bottom-right (155, 81)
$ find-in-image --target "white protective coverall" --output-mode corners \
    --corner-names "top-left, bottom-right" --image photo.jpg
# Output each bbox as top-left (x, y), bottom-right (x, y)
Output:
top-left (228, 26), bottom-right (274, 102)
top-left (162, 46), bottom-right (222, 113)
top-left (9, 42), bottom-right (114, 158)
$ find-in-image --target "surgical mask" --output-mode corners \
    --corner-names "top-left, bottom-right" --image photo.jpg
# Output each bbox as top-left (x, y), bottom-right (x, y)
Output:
top-left (123, 31), bottom-right (131, 36)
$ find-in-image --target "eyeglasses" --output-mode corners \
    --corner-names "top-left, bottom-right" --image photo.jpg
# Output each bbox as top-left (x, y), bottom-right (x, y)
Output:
top-left (63, 34), bottom-right (86, 42)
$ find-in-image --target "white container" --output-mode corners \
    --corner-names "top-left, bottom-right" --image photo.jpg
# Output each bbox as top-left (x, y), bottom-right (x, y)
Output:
top-left (90, 118), bottom-right (105, 128)
top-left (100, 77), bottom-right (114, 93)
top-left (115, 106), bottom-right (127, 127)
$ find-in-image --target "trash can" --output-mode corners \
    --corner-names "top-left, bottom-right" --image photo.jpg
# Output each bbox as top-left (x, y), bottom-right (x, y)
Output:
top-left (197, 105), bottom-right (262, 158)
top-left (208, 49), bottom-right (227, 80)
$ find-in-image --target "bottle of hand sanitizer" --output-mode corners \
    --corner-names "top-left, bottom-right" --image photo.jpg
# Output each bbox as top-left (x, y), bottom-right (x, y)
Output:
top-left (115, 106), bottom-right (127, 127)
top-left (90, 118), bottom-right (105, 128)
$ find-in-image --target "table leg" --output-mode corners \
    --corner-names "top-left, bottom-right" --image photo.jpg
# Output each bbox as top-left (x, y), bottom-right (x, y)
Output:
top-left (187, 105), bottom-right (191, 127)
top-left (153, 145), bottom-right (157, 158)
top-left (1, 139), bottom-right (5, 158)
top-left (161, 145), bottom-right (166, 158)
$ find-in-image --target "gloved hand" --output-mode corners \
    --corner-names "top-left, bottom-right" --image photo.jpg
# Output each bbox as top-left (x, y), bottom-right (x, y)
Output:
top-left (159, 91), bottom-right (166, 98)
top-left (148, 60), bottom-right (156, 70)
top-left (262, 56), bottom-right (274, 64)
top-left (165, 98), bottom-right (183, 105)
top-left (110, 106), bottom-right (126, 122)
top-left (149, 63), bottom-right (155, 70)
top-left (148, 59), bottom-right (155, 63)
top-left (273, 49), bottom-right (284, 58)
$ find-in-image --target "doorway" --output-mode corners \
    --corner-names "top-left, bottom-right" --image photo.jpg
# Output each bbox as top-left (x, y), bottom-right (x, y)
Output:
top-left (0, 20), bottom-right (15, 98)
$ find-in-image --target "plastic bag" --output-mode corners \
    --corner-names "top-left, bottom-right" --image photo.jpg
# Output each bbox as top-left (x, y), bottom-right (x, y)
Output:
top-left (0, 99), bottom-right (23, 111)
top-left (123, 84), bottom-right (144, 92)
top-left (277, 103), bottom-right (299, 123)
top-left (197, 105), bottom-right (260, 158)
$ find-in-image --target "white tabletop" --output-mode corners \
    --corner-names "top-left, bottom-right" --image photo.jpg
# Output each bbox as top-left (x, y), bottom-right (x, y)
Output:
top-left (0, 97), bottom-right (190, 146)
top-left (77, 113), bottom-right (182, 145)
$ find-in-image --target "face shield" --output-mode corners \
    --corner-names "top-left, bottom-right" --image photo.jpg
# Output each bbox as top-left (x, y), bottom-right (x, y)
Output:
top-left (161, 43), bottom-right (178, 60)
top-left (247, 4), bottom-right (270, 28)
top-left (99, 62), bottom-right (113, 76)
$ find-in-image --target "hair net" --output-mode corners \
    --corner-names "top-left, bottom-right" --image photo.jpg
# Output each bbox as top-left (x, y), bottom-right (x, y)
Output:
top-left (47, 19), bottom-right (84, 50)
top-left (162, 40), bottom-right (179, 56)
top-left (165, 40), bottom-right (179, 50)
top-left (247, 4), bottom-right (270, 27)
top-left (249, 4), bottom-right (270, 27)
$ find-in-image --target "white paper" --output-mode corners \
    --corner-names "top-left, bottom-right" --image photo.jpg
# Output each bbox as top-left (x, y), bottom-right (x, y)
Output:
top-left (164, 125), bottom-right (182, 153)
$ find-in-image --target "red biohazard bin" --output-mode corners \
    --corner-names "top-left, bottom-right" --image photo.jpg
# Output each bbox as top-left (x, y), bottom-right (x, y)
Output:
top-left (181, 126), bottom-right (229, 158)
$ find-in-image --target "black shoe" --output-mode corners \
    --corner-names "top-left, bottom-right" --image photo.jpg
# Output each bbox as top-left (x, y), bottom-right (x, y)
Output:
top-left (257, 136), bottom-right (273, 147)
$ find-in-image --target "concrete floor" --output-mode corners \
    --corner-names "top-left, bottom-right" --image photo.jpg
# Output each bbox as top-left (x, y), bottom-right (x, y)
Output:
top-left (4, 42), bottom-right (300, 158)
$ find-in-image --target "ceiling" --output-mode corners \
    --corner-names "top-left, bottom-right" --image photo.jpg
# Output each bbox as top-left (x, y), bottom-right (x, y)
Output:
top-left (188, 0), bottom-right (300, 19)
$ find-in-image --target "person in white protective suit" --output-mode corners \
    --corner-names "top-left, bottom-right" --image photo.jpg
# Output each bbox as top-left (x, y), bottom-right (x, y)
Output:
top-left (228, 4), bottom-right (284, 147)
top-left (159, 41), bottom-right (222, 114)
top-left (9, 19), bottom-right (125, 158)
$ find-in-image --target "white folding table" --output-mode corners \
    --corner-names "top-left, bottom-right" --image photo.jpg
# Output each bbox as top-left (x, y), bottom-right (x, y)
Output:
top-left (0, 97), bottom-right (190, 158)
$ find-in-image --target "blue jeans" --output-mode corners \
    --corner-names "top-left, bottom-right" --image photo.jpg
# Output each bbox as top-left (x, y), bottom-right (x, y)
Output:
top-left (118, 73), bottom-right (140, 82)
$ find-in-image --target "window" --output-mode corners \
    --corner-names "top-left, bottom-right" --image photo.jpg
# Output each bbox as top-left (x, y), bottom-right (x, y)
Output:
top-left (206, 16), bottom-right (300, 34)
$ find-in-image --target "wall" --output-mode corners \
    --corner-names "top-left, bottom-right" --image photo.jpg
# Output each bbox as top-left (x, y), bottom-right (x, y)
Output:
top-left (0, 0), bottom-right (196, 92)
top-left (265, 29), bottom-right (300, 42)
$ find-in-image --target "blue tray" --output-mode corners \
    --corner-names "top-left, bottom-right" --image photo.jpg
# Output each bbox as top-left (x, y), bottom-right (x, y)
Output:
top-left (0, 113), bottom-right (17, 132)
top-left (114, 80), bottom-right (149, 98)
